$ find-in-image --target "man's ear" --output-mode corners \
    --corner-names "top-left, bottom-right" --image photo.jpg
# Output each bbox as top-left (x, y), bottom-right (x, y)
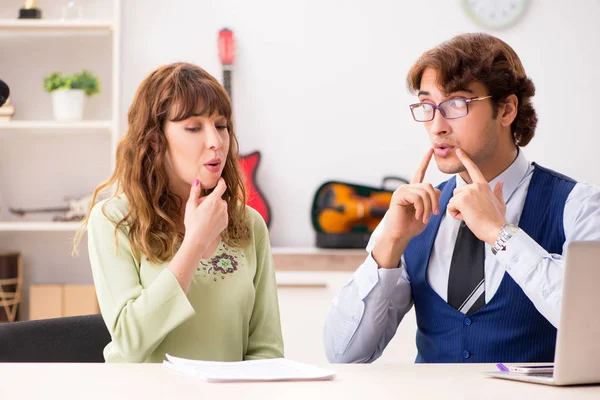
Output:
top-left (500, 94), bottom-right (518, 127)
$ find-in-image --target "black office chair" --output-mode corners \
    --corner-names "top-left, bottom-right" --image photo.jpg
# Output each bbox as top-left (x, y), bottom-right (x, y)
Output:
top-left (0, 314), bottom-right (111, 362)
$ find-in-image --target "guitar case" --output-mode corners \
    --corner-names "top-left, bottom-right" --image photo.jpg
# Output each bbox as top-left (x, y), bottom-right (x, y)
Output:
top-left (310, 176), bottom-right (409, 249)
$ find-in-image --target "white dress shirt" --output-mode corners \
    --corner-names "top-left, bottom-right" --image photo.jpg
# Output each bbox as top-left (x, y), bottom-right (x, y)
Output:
top-left (323, 150), bottom-right (600, 363)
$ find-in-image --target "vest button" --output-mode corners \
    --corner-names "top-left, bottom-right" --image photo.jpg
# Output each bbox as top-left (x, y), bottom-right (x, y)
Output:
top-left (463, 317), bottom-right (472, 326)
top-left (462, 350), bottom-right (471, 359)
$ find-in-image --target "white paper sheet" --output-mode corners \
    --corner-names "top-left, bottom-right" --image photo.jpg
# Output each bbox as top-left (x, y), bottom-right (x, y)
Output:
top-left (163, 354), bottom-right (337, 382)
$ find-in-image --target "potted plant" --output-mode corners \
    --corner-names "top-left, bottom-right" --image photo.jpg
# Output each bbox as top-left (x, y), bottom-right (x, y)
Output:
top-left (43, 70), bottom-right (100, 121)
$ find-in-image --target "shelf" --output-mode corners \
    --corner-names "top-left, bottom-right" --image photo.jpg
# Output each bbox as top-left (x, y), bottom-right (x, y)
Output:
top-left (0, 226), bottom-right (363, 270)
top-left (271, 247), bottom-right (366, 255)
top-left (272, 247), bottom-right (366, 272)
top-left (0, 19), bottom-right (114, 32)
top-left (0, 120), bottom-right (112, 132)
top-left (0, 222), bottom-right (82, 232)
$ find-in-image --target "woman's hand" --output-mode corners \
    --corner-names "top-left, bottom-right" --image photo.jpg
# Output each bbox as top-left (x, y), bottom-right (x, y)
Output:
top-left (183, 177), bottom-right (229, 254)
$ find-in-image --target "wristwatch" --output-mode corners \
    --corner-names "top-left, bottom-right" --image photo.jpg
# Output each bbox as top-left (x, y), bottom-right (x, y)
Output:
top-left (491, 223), bottom-right (520, 255)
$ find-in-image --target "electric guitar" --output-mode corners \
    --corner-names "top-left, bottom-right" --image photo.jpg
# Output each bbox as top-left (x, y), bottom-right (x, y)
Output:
top-left (218, 28), bottom-right (272, 227)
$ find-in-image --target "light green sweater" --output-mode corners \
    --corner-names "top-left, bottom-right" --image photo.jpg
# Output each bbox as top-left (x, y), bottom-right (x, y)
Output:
top-left (87, 196), bottom-right (284, 363)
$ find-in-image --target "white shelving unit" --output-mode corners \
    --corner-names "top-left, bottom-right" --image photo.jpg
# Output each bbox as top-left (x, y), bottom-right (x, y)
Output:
top-left (0, 222), bottom-right (81, 232)
top-left (0, 0), bottom-right (121, 232)
top-left (0, 120), bottom-right (112, 132)
top-left (0, 19), bottom-right (114, 31)
top-left (0, 0), bottom-right (122, 321)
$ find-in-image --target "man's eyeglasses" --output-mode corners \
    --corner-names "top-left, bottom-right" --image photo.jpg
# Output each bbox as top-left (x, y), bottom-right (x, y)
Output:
top-left (409, 96), bottom-right (492, 122)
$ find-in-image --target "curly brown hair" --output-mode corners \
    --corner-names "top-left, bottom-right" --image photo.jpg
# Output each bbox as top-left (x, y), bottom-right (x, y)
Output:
top-left (74, 62), bottom-right (250, 263)
top-left (406, 32), bottom-right (537, 146)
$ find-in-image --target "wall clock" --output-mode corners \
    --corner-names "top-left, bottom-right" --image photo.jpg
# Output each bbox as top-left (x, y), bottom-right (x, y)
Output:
top-left (463, 0), bottom-right (529, 30)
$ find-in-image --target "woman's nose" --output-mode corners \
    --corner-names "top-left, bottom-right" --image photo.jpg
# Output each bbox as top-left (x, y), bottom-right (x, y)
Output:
top-left (206, 126), bottom-right (223, 149)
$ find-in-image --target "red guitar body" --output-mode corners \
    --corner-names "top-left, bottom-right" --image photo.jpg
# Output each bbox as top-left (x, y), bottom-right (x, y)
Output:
top-left (238, 151), bottom-right (271, 226)
top-left (219, 28), bottom-right (272, 227)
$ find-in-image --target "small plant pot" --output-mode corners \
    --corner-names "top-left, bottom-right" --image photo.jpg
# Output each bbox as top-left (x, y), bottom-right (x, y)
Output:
top-left (51, 89), bottom-right (85, 121)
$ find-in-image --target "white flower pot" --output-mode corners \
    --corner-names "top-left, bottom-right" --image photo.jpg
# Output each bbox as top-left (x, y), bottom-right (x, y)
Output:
top-left (51, 89), bottom-right (85, 121)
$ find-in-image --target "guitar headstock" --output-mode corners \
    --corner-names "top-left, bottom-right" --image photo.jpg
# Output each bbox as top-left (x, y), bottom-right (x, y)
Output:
top-left (218, 28), bottom-right (235, 65)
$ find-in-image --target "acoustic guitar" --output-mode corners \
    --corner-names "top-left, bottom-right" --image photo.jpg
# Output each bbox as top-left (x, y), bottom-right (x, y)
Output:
top-left (316, 183), bottom-right (392, 234)
top-left (218, 28), bottom-right (272, 227)
top-left (313, 177), bottom-right (409, 235)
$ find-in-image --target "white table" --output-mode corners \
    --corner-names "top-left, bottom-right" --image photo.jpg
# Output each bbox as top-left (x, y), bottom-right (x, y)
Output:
top-left (2, 363), bottom-right (599, 399)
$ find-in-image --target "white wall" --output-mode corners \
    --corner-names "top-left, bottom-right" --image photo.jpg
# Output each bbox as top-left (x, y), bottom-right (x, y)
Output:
top-left (120, 0), bottom-right (600, 247)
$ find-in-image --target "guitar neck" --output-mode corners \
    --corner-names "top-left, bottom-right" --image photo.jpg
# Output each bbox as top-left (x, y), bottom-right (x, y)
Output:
top-left (222, 65), bottom-right (232, 98)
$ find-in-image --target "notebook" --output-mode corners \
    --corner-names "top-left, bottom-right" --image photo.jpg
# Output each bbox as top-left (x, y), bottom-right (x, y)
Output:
top-left (163, 354), bottom-right (337, 383)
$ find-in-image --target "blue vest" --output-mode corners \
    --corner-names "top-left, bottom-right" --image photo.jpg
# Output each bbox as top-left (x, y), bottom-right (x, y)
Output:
top-left (403, 164), bottom-right (576, 363)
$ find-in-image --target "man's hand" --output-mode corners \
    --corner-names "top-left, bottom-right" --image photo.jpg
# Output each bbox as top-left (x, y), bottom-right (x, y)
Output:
top-left (373, 148), bottom-right (441, 269)
top-left (447, 148), bottom-right (507, 245)
top-left (382, 148), bottom-right (441, 242)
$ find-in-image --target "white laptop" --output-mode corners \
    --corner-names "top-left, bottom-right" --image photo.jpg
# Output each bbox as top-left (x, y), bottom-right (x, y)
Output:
top-left (485, 241), bottom-right (600, 386)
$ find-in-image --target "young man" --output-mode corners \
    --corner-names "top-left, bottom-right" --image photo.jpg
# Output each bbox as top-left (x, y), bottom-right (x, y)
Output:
top-left (323, 33), bottom-right (600, 363)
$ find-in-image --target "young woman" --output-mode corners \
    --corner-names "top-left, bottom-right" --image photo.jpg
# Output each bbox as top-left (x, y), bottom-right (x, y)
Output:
top-left (74, 62), bottom-right (283, 363)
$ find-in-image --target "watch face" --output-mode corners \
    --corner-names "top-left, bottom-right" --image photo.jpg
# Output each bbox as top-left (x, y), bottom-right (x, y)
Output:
top-left (463, 0), bottom-right (529, 30)
top-left (504, 223), bottom-right (520, 236)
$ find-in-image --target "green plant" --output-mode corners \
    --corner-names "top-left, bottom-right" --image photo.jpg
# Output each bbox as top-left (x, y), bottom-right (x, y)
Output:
top-left (43, 70), bottom-right (101, 96)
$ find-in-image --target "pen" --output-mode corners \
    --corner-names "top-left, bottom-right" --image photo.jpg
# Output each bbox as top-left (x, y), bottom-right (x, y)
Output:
top-left (496, 363), bottom-right (509, 372)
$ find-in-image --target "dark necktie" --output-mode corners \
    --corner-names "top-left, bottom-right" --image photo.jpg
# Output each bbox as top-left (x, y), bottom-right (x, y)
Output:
top-left (447, 221), bottom-right (485, 315)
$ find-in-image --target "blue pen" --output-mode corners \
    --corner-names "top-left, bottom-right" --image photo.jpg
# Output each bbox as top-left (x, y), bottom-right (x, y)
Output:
top-left (496, 363), bottom-right (509, 372)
